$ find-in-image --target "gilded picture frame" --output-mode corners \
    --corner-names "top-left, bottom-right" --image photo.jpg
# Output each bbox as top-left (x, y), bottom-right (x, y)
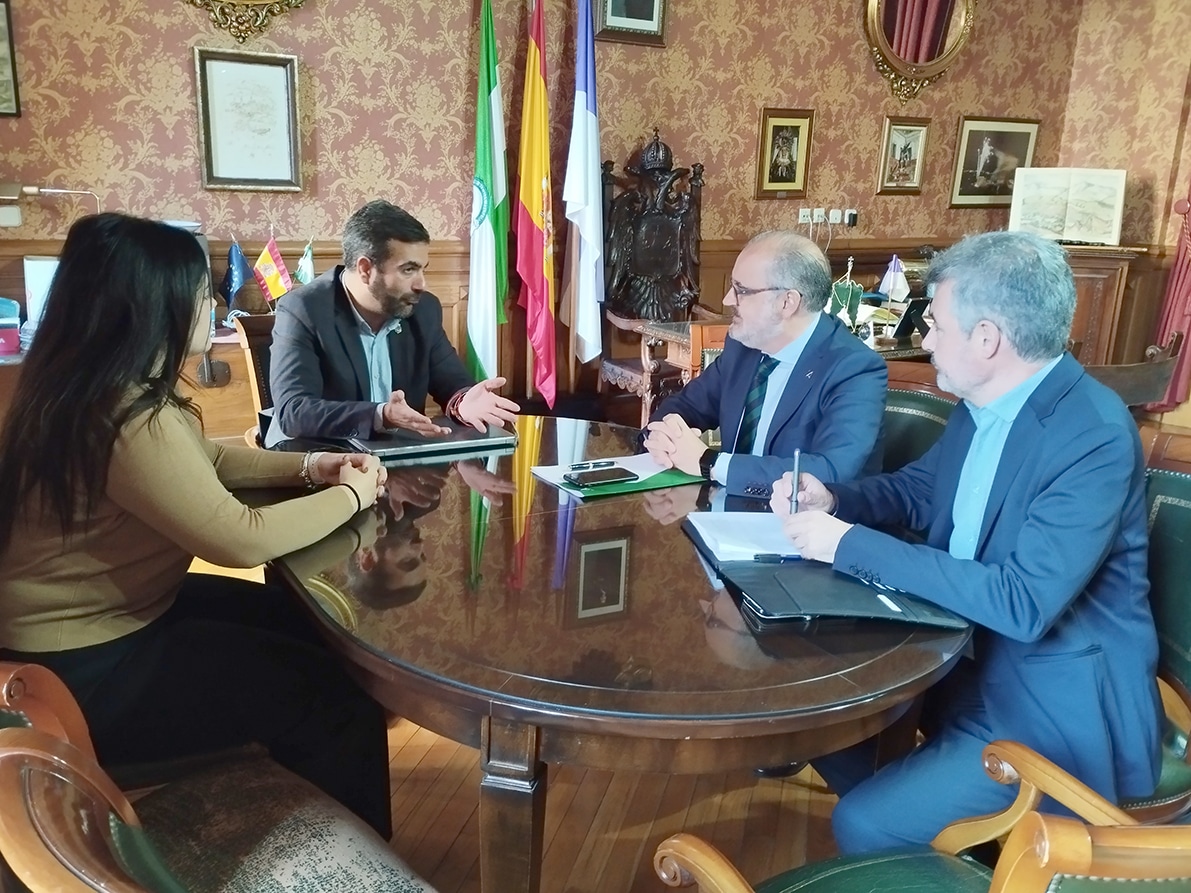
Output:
top-left (0, 2), bottom-right (19, 117)
top-left (755, 108), bottom-right (814, 200)
top-left (194, 47), bottom-right (302, 192)
top-left (950, 116), bottom-right (1039, 207)
top-left (877, 116), bottom-right (930, 195)
top-left (595, 0), bottom-right (666, 47)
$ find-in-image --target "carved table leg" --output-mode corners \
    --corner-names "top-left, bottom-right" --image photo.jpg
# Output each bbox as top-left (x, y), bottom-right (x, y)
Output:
top-left (479, 716), bottom-right (547, 893)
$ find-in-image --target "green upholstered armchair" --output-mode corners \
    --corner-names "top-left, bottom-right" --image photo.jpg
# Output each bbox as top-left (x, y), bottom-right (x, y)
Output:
top-left (652, 740), bottom-right (1191, 893)
top-left (881, 360), bottom-right (958, 473)
top-left (1117, 461), bottom-right (1191, 823)
top-left (0, 661), bottom-right (436, 893)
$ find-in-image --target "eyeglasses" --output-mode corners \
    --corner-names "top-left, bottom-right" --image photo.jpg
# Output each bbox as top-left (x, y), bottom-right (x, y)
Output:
top-left (730, 280), bottom-right (791, 299)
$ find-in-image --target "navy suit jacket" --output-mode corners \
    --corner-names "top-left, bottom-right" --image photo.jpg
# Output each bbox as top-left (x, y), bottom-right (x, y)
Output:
top-left (269, 267), bottom-right (475, 441)
top-left (831, 354), bottom-right (1161, 802)
top-left (650, 314), bottom-right (887, 496)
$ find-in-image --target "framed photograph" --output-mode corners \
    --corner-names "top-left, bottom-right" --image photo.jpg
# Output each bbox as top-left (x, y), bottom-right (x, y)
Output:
top-left (566, 527), bottom-right (633, 627)
top-left (949, 116), bottom-right (1039, 207)
top-left (755, 108), bottom-right (814, 200)
top-left (877, 116), bottom-right (930, 195)
top-left (0, 1), bottom-right (19, 117)
top-left (194, 47), bottom-right (302, 192)
top-left (595, 0), bottom-right (666, 47)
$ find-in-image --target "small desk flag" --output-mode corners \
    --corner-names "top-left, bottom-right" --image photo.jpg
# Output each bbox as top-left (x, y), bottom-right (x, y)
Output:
top-left (253, 237), bottom-right (293, 302)
top-left (295, 240), bottom-right (315, 286)
top-left (878, 254), bottom-right (911, 304)
top-left (218, 243), bottom-right (253, 311)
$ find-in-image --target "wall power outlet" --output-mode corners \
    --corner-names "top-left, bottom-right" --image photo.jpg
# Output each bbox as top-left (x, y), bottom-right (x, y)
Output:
top-left (812, 207), bottom-right (827, 223)
top-left (798, 208), bottom-right (812, 224)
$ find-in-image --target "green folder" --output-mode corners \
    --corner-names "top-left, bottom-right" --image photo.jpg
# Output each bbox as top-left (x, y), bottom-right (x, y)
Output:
top-left (562, 467), bottom-right (703, 499)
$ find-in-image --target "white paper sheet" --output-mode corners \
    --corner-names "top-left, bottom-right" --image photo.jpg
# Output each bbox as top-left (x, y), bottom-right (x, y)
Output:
top-left (686, 512), bottom-right (800, 562)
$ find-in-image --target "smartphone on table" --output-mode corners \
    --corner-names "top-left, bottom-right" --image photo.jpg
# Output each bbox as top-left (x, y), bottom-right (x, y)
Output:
top-left (563, 466), bottom-right (640, 488)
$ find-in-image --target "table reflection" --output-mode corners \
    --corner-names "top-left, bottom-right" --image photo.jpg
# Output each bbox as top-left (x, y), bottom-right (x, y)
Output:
top-left (277, 417), bottom-right (967, 720)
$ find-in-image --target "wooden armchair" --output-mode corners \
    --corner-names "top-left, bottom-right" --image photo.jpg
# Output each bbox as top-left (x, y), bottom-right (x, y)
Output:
top-left (599, 131), bottom-right (722, 426)
top-left (1085, 331), bottom-right (1184, 408)
top-left (652, 739), bottom-right (1191, 893)
top-left (0, 661), bottom-right (436, 893)
top-left (231, 314), bottom-right (275, 447)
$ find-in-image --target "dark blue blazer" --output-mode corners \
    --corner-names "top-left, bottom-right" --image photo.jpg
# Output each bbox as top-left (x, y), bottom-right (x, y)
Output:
top-left (269, 267), bottom-right (475, 442)
top-left (832, 354), bottom-right (1161, 802)
top-left (651, 314), bottom-right (887, 496)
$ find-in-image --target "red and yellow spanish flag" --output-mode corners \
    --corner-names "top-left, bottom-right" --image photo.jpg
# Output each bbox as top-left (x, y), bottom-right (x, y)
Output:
top-left (514, 0), bottom-right (557, 408)
top-left (253, 237), bottom-right (293, 302)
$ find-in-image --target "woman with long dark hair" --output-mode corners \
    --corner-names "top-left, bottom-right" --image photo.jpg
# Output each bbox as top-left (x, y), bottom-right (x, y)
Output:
top-left (0, 213), bottom-right (395, 838)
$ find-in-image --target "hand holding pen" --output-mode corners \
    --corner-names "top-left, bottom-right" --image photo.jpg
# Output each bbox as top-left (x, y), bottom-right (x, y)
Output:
top-left (769, 464), bottom-right (835, 518)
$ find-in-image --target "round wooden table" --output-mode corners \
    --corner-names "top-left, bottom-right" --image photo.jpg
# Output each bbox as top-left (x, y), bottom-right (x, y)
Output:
top-left (271, 416), bottom-right (970, 893)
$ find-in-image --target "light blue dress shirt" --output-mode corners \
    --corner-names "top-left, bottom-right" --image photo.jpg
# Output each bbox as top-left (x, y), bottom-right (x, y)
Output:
top-left (948, 355), bottom-right (1062, 559)
top-left (712, 313), bottom-right (822, 484)
top-left (343, 290), bottom-right (403, 431)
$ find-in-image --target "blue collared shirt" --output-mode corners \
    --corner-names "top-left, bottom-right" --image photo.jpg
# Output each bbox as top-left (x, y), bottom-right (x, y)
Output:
top-left (713, 313), bottom-right (822, 483)
top-left (949, 355), bottom-right (1062, 559)
top-left (343, 289), bottom-right (403, 404)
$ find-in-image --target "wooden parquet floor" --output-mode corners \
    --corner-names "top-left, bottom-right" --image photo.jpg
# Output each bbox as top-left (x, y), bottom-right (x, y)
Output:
top-left (386, 719), bottom-right (841, 893)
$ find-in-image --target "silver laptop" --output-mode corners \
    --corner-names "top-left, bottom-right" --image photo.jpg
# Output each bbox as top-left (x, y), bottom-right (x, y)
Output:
top-left (347, 419), bottom-right (518, 462)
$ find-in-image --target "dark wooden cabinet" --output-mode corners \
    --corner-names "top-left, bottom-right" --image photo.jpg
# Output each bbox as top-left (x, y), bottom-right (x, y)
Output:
top-left (1066, 247), bottom-right (1136, 366)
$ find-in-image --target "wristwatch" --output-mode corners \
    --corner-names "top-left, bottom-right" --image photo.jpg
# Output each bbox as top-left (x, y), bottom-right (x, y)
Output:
top-left (698, 447), bottom-right (719, 481)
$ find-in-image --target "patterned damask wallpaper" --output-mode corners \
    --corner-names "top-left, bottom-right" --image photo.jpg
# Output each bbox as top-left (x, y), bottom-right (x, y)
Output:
top-left (0, 0), bottom-right (1188, 248)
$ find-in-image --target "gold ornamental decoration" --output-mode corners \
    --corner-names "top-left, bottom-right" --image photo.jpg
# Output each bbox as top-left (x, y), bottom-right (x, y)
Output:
top-left (186, 0), bottom-right (306, 43)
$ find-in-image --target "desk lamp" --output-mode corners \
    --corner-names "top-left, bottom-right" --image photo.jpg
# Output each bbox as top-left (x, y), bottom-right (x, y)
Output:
top-left (0, 181), bottom-right (102, 226)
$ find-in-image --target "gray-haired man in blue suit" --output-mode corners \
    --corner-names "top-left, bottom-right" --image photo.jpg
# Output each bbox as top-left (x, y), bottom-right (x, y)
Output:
top-left (773, 231), bottom-right (1161, 853)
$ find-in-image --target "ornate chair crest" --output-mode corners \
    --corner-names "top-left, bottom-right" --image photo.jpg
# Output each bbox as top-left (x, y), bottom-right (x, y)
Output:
top-left (603, 130), bottom-right (704, 322)
top-left (599, 133), bottom-right (720, 426)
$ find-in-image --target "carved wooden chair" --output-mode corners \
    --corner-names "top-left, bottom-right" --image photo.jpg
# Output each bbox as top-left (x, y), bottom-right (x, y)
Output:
top-left (653, 739), bottom-right (1191, 893)
top-left (1085, 331), bottom-right (1184, 408)
top-left (0, 661), bottom-right (436, 893)
top-left (598, 131), bottom-right (724, 426)
top-left (231, 314), bottom-right (275, 447)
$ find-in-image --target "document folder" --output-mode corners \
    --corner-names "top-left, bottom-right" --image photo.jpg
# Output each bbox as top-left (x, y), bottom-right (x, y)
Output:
top-left (682, 518), bottom-right (968, 634)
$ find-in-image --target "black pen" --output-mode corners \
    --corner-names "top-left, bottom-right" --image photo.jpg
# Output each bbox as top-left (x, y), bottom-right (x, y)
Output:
top-left (569, 460), bottom-right (614, 471)
top-left (753, 553), bottom-right (801, 563)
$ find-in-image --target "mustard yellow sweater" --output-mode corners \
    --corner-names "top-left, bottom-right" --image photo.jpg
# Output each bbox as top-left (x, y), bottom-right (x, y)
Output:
top-left (0, 403), bottom-right (358, 652)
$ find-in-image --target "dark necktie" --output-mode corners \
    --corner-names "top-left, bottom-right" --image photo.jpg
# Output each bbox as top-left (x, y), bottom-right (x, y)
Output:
top-left (735, 355), bottom-right (780, 454)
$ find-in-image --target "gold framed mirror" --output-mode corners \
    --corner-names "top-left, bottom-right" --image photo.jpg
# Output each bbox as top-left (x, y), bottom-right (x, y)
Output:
top-left (186, 0), bottom-right (306, 43)
top-left (864, 0), bottom-right (976, 103)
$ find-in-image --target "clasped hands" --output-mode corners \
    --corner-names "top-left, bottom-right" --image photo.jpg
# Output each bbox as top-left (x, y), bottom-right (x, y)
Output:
top-left (382, 377), bottom-right (520, 436)
top-left (309, 452), bottom-right (387, 510)
top-left (643, 413), bottom-right (706, 476)
top-left (768, 471), bottom-right (852, 564)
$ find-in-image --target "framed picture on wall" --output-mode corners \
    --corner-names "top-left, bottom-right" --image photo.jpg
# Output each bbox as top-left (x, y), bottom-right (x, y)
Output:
top-left (949, 116), bottom-right (1039, 207)
top-left (877, 116), bottom-right (930, 195)
top-left (566, 527), bottom-right (633, 627)
top-left (0, 1), bottom-right (19, 117)
top-left (194, 47), bottom-right (302, 192)
top-left (755, 108), bottom-right (815, 199)
top-left (595, 0), bottom-right (666, 46)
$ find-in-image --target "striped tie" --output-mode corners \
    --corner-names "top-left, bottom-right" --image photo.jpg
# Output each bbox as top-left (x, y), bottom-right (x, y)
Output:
top-left (735, 355), bottom-right (780, 454)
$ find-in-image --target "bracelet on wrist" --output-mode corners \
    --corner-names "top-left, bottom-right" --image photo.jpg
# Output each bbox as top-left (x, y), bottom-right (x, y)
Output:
top-left (299, 452), bottom-right (318, 490)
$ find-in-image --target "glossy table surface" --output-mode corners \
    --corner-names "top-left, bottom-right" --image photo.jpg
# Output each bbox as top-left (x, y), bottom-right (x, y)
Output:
top-left (270, 416), bottom-right (969, 892)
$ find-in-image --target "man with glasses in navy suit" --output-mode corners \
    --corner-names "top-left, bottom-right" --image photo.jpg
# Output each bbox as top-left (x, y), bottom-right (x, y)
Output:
top-left (644, 230), bottom-right (887, 498)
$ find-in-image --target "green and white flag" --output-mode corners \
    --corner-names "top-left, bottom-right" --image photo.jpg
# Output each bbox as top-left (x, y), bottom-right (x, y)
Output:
top-left (466, 0), bottom-right (509, 382)
top-left (294, 239), bottom-right (315, 285)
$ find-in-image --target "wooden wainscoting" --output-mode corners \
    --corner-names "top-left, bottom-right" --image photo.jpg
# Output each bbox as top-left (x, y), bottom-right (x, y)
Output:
top-left (0, 236), bottom-right (1176, 437)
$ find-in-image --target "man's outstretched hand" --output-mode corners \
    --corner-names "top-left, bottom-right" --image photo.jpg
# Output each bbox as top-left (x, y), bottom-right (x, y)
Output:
top-left (457, 377), bottom-right (520, 432)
